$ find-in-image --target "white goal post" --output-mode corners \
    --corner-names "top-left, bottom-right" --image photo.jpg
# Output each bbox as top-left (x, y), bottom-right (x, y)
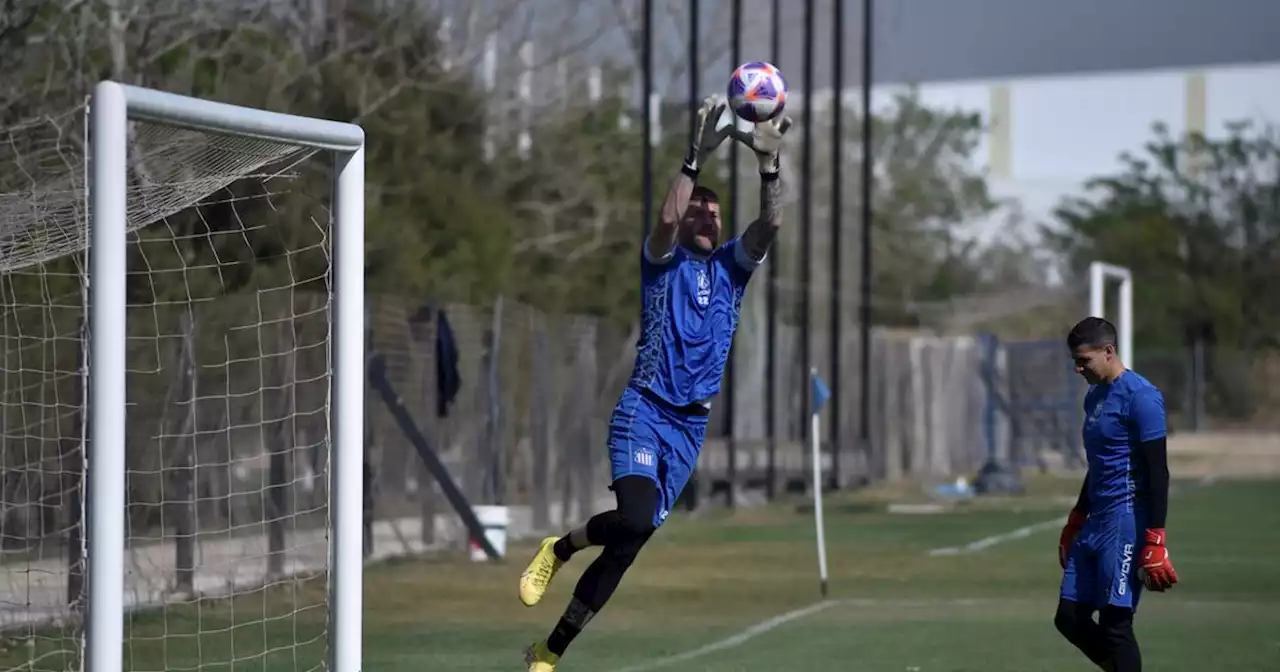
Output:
top-left (1088, 261), bottom-right (1133, 368)
top-left (88, 81), bottom-right (364, 672)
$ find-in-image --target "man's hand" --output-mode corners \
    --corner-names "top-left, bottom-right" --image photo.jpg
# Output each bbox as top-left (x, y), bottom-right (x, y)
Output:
top-left (1138, 528), bottom-right (1179, 591)
top-left (1058, 508), bottom-right (1087, 569)
top-left (683, 95), bottom-right (730, 174)
top-left (731, 115), bottom-right (793, 174)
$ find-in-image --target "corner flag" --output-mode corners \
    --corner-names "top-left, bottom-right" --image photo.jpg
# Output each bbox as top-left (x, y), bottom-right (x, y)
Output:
top-left (811, 368), bottom-right (830, 414)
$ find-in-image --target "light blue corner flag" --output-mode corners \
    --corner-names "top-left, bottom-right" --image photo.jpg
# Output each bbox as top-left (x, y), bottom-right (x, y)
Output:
top-left (811, 369), bottom-right (831, 413)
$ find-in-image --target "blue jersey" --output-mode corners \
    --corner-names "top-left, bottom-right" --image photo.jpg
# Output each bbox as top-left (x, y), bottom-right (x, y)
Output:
top-left (1081, 370), bottom-right (1167, 516)
top-left (627, 238), bottom-right (759, 408)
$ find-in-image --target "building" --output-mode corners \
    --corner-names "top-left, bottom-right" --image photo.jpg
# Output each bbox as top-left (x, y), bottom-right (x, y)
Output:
top-left (741, 0), bottom-right (1280, 246)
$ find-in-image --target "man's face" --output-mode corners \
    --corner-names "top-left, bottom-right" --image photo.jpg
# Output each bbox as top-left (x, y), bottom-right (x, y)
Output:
top-left (680, 197), bottom-right (721, 254)
top-left (1071, 344), bottom-right (1115, 385)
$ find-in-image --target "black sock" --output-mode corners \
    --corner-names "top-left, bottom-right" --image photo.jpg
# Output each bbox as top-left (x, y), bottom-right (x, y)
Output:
top-left (1100, 606), bottom-right (1141, 672)
top-left (552, 536), bottom-right (577, 562)
top-left (546, 597), bottom-right (596, 656)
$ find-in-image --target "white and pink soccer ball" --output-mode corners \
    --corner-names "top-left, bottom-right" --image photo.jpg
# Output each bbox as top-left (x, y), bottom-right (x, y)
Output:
top-left (727, 61), bottom-right (788, 123)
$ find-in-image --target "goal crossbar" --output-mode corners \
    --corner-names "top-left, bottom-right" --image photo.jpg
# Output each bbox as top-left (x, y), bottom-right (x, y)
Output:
top-left (88, 81), bottom-right (365, 672)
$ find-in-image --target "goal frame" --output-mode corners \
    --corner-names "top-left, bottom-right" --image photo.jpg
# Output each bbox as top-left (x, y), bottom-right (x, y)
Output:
top-left (1088, 261), bottom-right (1133, 368)
top-left (87, 81), bottom-right (365, 672)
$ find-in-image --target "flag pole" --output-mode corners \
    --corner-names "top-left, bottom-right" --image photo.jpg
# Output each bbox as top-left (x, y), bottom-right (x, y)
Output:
top-left (810, 368), bottom-right (831, 599)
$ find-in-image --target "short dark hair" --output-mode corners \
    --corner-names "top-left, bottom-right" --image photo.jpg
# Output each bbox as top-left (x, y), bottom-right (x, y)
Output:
top-left (1067, 317), bottom-right (1117, 351)
top-left (691, 185), bottom-right (719, 204)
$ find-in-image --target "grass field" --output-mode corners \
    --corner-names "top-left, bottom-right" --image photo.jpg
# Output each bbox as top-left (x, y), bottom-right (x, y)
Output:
top-left (6, 473), bottom-right (1278, 671)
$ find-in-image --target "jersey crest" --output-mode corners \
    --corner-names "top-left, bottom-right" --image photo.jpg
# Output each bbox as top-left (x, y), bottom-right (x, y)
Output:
top-left (629, 240), bottom-right (759, 407)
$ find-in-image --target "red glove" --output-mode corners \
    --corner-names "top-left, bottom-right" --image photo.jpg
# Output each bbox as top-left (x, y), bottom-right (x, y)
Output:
top-left (1139, 528), bottom-right (1179, 591)
top-left (1058, 508), bottom-right (1087, 568)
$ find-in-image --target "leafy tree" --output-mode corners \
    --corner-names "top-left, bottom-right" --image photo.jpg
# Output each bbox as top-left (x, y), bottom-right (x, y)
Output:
top-left (804, 89), bottom-right (998, 328)
top-left (1045, 120), bottom-right (1280, 419)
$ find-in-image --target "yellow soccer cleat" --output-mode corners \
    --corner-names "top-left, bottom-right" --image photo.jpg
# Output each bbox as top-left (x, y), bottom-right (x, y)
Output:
top-left (524, 640), bottom-right (560, 671)
top-left (519, 536), bottom-right (565, 607)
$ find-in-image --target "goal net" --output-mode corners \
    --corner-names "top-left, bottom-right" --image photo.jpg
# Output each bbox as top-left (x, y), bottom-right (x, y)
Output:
top-left (0, 83), bottom-right (363, 672)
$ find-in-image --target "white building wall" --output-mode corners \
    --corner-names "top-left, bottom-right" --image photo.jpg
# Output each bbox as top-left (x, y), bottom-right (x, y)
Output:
top-left (851, 62), bottom-right (1280, 247)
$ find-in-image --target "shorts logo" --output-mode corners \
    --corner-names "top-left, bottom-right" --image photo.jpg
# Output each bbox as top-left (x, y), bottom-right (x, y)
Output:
top-left (1119, 543), bottom-right (1133, 596)
top-left (634, 449), bottom-right (655, 467)
top-left (659, 509), bottom-right (669, 522)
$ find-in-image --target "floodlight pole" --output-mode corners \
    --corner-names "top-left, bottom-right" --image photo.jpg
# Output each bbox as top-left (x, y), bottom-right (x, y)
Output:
top-left (1088, 261), bottom-right (1134, 369)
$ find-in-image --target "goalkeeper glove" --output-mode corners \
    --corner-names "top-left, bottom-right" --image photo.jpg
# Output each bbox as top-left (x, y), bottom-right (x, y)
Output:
top-left (1058, 508), bottom-right (1087, 569)
top-left (1138, 528), bottom-right (1179, 591)
top-left (731, 115), bottom-right (793, 175)
top-left (683, 95), bottom-right (731, 176)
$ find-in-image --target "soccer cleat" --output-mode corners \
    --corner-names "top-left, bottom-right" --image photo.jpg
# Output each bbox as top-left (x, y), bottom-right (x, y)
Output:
top-left (519, 536), bottom-right (565, 607)
top-left (524, 640), bottom-right (559, 671)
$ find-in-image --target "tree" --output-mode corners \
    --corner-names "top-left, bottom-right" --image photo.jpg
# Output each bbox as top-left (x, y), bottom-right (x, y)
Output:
top-left (1045, 119), bottom-right (1280, 419)
top-left (802, 89), bottom-right (998, 328)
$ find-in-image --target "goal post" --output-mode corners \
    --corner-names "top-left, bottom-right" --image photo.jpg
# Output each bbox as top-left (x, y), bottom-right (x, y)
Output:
top-left (87, 81), bottom-right (364, 672)
top-left (1088, 261), bottom-right (1133, 368)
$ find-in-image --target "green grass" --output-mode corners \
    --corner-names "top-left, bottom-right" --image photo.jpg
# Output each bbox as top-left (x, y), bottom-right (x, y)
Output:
top-left (5, 474), bottom-right (1279, 671)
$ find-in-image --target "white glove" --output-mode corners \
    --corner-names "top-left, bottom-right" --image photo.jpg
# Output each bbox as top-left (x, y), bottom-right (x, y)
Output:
top-left (683, 95), bottom-right (731, 174)
top-left (732, 116), bottom-right (793, 175)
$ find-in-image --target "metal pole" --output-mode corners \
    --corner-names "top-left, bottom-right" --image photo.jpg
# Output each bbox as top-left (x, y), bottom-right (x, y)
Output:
top-left (726, 0), bottom-right (741, 508)
top-left (331, 143), bottom-right (367, 672)
top-left (87, 79), bottom-right (128, 672)
top-left (857, 0), bottom-right (875, 471)
top-left (800, 0), bottom-right (815, 444)
top-left (764, 0), bottom-right (782, 501)
top-left (829, 0), bottom-right (844, 490)
top-left (642, 0), bottom-right (654, 239)
top-left (685, 0), bottom-right (701, 512)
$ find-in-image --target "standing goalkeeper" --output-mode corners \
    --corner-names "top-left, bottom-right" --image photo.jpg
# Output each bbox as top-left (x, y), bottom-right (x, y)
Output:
top-left (1055, 317), bottom-right (1179, 672)
top-left (517, 96), bottom-right (791, 671)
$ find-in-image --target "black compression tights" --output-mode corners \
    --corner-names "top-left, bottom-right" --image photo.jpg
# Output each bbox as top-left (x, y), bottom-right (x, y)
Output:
top-left (1054, 599), bottom-right (1142, 671)
top-left (546, 476), bottom-right (656, 656)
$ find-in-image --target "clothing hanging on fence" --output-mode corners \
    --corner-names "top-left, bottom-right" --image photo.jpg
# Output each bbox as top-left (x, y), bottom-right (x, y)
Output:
top-left (434, 308), bottom-right (461, 418)
top-left (408, 304), bottom-right (462, 418)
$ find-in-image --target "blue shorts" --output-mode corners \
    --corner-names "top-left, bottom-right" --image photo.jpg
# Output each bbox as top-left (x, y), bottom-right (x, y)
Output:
top-left (1060, 510), bottom-right (1146, 610)
top-left (607, 386), bottom-right (709, 528)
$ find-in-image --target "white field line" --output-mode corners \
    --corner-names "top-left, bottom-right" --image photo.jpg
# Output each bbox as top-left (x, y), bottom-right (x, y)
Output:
top-left (925, 475), bottom-right (1218, 557)
top-left (608, 597), bottom-right (1091, 672)
top-left (926, 517), bottom-right (1064, 557)
top-left (609, 600), bottom-right (838, 672)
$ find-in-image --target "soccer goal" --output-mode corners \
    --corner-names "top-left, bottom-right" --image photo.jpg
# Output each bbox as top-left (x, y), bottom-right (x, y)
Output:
top-left (0, 82), bottom-right (363, 672)
top-left (1089, 261), bottom-right (1134, 367)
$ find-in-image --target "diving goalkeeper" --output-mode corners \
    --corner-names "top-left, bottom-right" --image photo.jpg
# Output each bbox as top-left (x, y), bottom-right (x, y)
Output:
top-left (518, 95), bottom-right (792, 671)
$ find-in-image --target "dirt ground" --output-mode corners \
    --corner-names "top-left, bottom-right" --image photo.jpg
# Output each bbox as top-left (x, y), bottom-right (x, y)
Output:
top-left (1167, 431), bottom-right (1280, 478)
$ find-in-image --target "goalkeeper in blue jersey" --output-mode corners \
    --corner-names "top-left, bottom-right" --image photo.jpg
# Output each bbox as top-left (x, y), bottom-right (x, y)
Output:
top-left (1055, 317), bottom-right (1179, 672)
top-left (518, 96), bottom-right (791, 671)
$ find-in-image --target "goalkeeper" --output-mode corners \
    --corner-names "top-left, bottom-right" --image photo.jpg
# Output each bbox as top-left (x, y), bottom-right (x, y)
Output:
top-left (518, 96), bottom-right (791, 671)
top-left (1055, 317), bottom-right (1179, 672)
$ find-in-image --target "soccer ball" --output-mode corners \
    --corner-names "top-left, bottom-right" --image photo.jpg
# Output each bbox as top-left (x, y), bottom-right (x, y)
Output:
top-left (727, 61), bottom-right (788, 123)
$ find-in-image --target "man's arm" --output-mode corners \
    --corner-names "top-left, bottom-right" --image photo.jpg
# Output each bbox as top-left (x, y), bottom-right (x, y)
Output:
top-left (1140, 436), bottom-right (1170, 528)
top-left (647, 169), bottom-right (695, 262)
top-left (650, 96), bottom-right (729, 262)
top-left (1071, 476), bottom-right (1090, 514)
top-left (1132, 388), bottom-right (1169, 528)
top-left (739, 171), bottom-right (783, 263)
top-left (1131, 388), bottom-right (1178, 591)
top-left (1059, 474), bottom-right (1089, 568)
top-left (733, 116), bottom-right (791, 265)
